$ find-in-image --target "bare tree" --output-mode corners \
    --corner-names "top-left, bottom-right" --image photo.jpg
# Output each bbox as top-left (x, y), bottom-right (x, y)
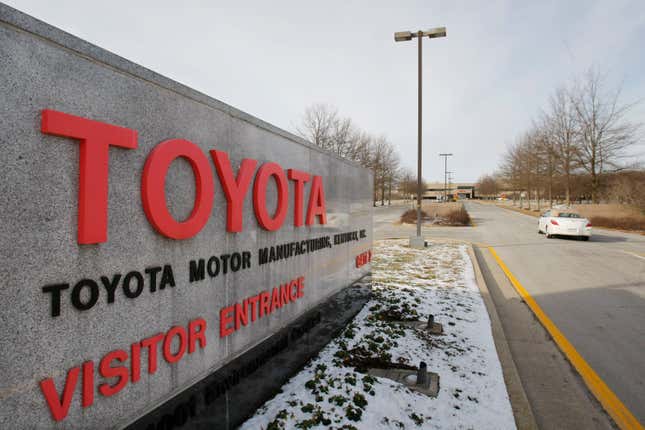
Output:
top-left (570, 69), bottom-right (641, 202)
top-left (500, 141), bottom-right (523, 205)
top-left (298, 103), bottom-right (407, 206)
top-left (491, 70), bottom-right (642, 208)
top-left (533, 120), bottom-right (558, 208)
top-left (381, 145), bottom-right (400, 205)
top-left (546, 86), bottom-right (579, 205)
top-left (296, 103), bottom-right (338, 150)
top-left (516, 134), bottom-right (535, 210)
top-left (601, 171), bottom-right (645, 210)
top-left (398, 168), bottom-right (417, 201)
top-left (297, 103), bottom-right (367, 161)
top-left (367, 136), bottom-right (396, 206)
top-left (353, 131), bottom-right (373, 167)
top-left (476, 174), bottom-right (498, 198)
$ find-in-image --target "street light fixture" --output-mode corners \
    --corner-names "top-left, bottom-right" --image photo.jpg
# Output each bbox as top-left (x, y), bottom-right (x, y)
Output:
top-left (394, 31), bottom-right (413, 42)
top-left (439, 153), bottom-right (453, 202)
top-left (394, 27), bottom-right (447, 248)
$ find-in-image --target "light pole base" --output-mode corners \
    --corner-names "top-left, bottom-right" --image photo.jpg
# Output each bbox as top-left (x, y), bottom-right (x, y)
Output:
top-left (409, 235), bottom-right (426, 249)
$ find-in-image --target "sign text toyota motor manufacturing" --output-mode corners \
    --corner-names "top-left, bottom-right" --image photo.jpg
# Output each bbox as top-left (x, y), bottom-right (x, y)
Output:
top-left (0, 4), bottom-right (372, 429)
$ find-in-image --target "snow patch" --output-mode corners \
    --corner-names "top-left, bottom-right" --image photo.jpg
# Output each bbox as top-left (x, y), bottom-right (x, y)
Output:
top-left (240, 240), bottom-right (516, 430)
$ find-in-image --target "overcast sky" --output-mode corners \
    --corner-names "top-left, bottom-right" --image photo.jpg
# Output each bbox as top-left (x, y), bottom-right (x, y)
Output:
top-left (7, 0), bottom-right (645, 182)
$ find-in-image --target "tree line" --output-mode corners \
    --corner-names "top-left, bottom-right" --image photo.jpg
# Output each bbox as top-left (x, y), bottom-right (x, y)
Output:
top-left (296, 103), bottom-right (416, 205)
top-left (480, 69), bottom-right (643, 209)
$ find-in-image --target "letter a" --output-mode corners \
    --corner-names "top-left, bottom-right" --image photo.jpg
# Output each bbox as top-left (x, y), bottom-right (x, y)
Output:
top-left (306, 176), bottom-right (327, 225)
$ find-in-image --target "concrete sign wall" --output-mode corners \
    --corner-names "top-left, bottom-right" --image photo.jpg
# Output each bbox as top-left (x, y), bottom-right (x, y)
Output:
top-left (0, 4), bottom-right (372, 428)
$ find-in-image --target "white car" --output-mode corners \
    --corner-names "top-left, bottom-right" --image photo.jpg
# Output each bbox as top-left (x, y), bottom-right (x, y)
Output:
top-left (538, 209), bottom-right (592, 240)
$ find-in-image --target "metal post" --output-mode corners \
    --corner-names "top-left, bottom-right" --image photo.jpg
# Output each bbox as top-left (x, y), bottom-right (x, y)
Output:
top-left (395, 27), bottom-right (446, 248)
top-left (438, 153), bottom-right (452, 203)
top-left (416, 31), bottom-right (423, 238)
top-left (444, 156), bottom-right (447, 202)
top-left (426, 314), bottom-right (434, 329)
top-left (417, 361), bottom-right (428, 386)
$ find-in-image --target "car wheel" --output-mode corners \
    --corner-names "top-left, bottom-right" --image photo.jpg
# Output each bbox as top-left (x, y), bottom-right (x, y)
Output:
top-left (546, 227), bottom-right (552, 239)
top-left (582, 236), bottom-right (589, 241)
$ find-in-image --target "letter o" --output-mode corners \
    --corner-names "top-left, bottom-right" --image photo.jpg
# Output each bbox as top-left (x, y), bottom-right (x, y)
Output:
top-left (230, 253), bottom-right (241, 272)
top-left (207, 256), bottom-right (220, 277)
top-left (163, 326), bottom-right (187, 364)
top-left (123, 271), bottom-right (144, 299)
top-left (71, 279), bottom-right (99, 311)
top-left (253, 162), bottom-right (288, 231)
top-left (142, 139), bottom-right (214, 239)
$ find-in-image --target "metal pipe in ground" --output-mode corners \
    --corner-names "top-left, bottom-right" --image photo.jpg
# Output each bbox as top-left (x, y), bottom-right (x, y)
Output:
top-left (426, 314), bottom-right (434, 329)
top-left (417, 361), bottom-right (428, 386)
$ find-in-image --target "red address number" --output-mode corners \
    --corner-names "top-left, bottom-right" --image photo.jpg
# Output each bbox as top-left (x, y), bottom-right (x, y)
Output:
top-left (355, 250), bottom-right (372, 268)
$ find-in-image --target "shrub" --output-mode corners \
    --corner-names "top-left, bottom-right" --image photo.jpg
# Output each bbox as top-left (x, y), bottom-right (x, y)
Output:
top-left (400, 209), bottom-right (429, 224)
top-left (401, 204), bottom-right (472, 226)
top-left (446, 206), bottom-right (471, 226)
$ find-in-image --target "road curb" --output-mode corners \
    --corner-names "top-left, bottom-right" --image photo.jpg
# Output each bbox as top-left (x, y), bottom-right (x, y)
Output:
top-left (467, 245), bottom-right (539, 430)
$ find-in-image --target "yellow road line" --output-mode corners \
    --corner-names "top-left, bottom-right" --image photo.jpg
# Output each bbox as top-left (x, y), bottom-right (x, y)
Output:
top-left (488, 246), bottom-right (644, 430)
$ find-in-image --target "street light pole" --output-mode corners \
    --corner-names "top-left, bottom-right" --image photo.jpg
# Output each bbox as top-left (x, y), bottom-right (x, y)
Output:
top-left (394, 26), bottom-right (446, 248)
top-left (416, 31), bottom-right (423, 238)
top-left (439, 153), bottom-right (452, 203)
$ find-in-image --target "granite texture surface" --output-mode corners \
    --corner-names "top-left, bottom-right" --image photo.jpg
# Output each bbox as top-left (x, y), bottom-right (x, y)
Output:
top-left (0, 3), bottom-right (373, 428)
top-left (126, 277), bottom-right (372, 430)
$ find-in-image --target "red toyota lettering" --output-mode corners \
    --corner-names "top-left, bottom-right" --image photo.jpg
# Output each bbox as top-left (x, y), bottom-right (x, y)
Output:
top-left (41, 110), bottom-right (138, 244)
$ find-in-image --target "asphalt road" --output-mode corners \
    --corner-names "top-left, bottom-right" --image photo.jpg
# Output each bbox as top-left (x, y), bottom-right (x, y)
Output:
top-left (373, 201), bottom-right (645, 427)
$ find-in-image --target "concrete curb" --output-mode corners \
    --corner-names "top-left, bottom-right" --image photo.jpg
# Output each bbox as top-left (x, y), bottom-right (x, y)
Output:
top-left (467, 245), bottom-right (539, 430)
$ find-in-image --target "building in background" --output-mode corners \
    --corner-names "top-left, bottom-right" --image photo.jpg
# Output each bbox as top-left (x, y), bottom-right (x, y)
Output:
top-left (423, 182), bottom-right (476, 200)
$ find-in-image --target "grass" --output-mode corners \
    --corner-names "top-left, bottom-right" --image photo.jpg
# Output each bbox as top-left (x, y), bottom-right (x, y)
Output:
top-left (496, 201), bottom-right (645, 233)
top-left (571, 203), bottom-right (643, 219)
top-left (572, 204), bottom-right (644, 231)
top-left (445, 206), bottom-right (471, 226)
top-left (421, 202), bottom-right (464, 218)
top-left (400, 202), bottom-right (472, 226)
top-left (587, 216), bottom-right (645, 231)
top-left (400, 209), bottom-right (430, 224)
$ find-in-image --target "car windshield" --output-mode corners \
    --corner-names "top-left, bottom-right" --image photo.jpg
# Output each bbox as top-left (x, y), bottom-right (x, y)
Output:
top-left (557, 213), bottom-right (581, 218)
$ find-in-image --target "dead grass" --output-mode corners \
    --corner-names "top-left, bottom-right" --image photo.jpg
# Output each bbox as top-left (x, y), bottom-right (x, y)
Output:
top-left (571, 204), bottom-right (643, 219)
top-left (445, 206), bottom-right (472, 226)
top-left (422, 202), bottom-right (463, 217)
top-left (400, 202), bottom-right (472, 226)
top-left (400, 209), bottom-right (429, 224)
top-left (497, 202), bottom-right (645, 233)
top-left (588, 216), bottom-right (645, 231)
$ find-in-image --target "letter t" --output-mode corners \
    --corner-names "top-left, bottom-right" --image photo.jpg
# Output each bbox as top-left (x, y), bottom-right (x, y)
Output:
top-left (41, 110), bottom-right (138, 244)
top-left (287, 169), bottom-right (310, 227)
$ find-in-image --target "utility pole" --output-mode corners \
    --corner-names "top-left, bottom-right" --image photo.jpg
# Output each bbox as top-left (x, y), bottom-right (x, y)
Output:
top-left (439, 153), bottom-right (452, 203)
